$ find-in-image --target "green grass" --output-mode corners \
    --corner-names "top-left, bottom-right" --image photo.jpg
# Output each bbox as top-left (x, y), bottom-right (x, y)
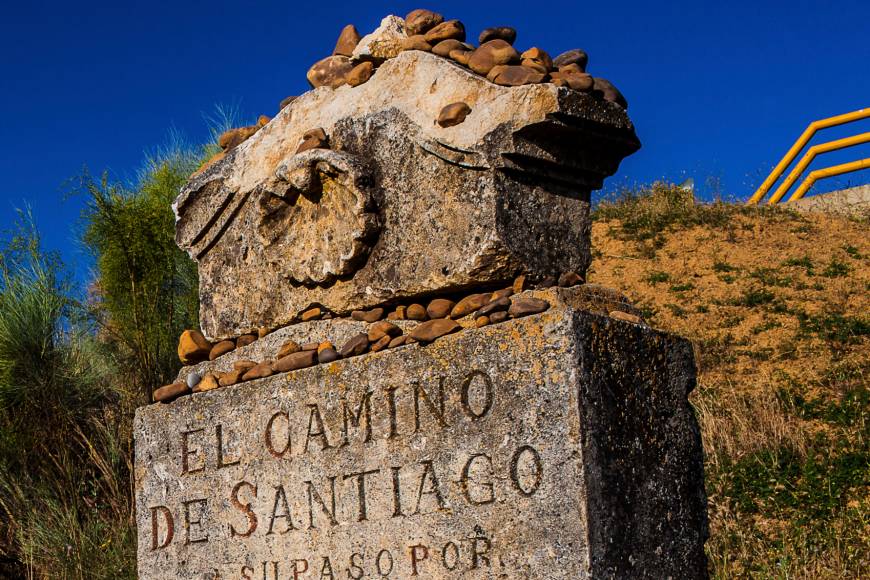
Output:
top-left (645, 270), bottom-right (671, 284)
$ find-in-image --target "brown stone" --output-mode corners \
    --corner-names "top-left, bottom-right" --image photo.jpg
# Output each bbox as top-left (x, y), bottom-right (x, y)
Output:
top-left (307, 55), bottom-right (354, 89)
top-left (278, 96), bottom-right (297, 111)
top-left (333, 24), bottom-right (362, 57)
top-left (302, 342), bottom-right (319, 351)
top-left (426, 298), bottom-right (455, 319)
top-left (513, 274), bottom-right (530, 294)
top-left (491, 65), bottom-right (546, 87)
top-left (178, 330), bottom-right (212, 364)
top-left (449, 49), bottom-right (472, 65)
top-left (538, 276), bottom-right (557, 288)
top-left (347, 61), bottom-right (375, 87)
top-left (352, 308), bottom-right (384, 323)
top-left (273, 349), bottom-right (317, 373)
top-left (451, 293), bottom-right (491, 319)
top-left (277, 340), bottom-right (302, 359)
top-left (468, 39), bottom-right (520, 75)
top-left (553, 49), bottom-right (588, 71)
top-left (475, 315), bottom-right (490, 328)
top-left (153, 382), bottom-right (190, 403)
top-left (317, 347), bottom-right (340, 363)
top-left (486, 64), bottom-right (509, 82)
top-left (409, 318), bottom-right (461, 342)
top-left (477, 296), bottom-right (511, 317)
top-left (479, 26), bottom-right (516, 45)
top-left (388, 335), bottom-right (408, 348)
top-left (217, 125), bottom-right (259, 151)
top-left (593, 77), bottom-right (628, 109)
top-left (491, 287), bottom-right (514, 301)
top-left (236, 334), bottom-right (257, 347)
top-left (317, 341), bottom-right (335, 353)
top-left (424, 20), bottom-right (465, 44)
top-left (367, 320), bottom-right (402, 342)
top-left (233, 360), bottom-right (257, 371)
top-left (242, 362), bottom-right (274, 381)
top-left (296, 127), bottom-right (329, 154)
top-left (192, 373), bottom-right (220, 393)
top-left (387, 305), bottom-right (407, 320)
top-left (610, 310), bottom-right (643, 325)
top-left (219, 369), bottom-right (244, 387)
top-left (522, 59), bottom-right (549, 74)
top-left (209, 340), bottom-right (236, 360)
top-left (521, 47), bottom-right (553, 72)
top-left (508, 297), bottom-right (550, 318)
top-left (300, 307), bottom-right (322, 322)
top-left (340, 333), bottom-right (370, 357)
top-left (401, 34), bottom-right (433, 52)
top-left (431, 39), bottom-right (469, 57)
top-left (370, 334), bottom-right (392, 352)
top-left (406, 304), bottom-right (428, 320)
top-left (437, 102), bottom-right (472, 128)
top-left (405, 9), bottom-right (444, 36)
top-left (257, 115), bottom-right (270, 128)
top-left (554, 71), bottom-right (594, 92)
top-left (490, 310), bottom-right (509, 323)
top-left (559, 271), bottom-right (583, 287)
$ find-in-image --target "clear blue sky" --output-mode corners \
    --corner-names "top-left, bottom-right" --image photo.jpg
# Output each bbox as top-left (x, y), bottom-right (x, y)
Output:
top-left (2, 0), bottom-right (869, 278)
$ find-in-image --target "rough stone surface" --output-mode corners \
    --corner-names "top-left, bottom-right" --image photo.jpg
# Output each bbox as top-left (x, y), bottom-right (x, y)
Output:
top-left (135, 290), bottom-right (708, 578)
top-left (353, 15), bottom-right (406, 61)
top-left (176, 51), bottom-right (639, 340)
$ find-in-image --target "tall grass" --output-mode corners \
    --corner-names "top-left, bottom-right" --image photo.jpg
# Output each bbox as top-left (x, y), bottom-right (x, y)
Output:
top-left (0, 218), bottom-right (135, 579)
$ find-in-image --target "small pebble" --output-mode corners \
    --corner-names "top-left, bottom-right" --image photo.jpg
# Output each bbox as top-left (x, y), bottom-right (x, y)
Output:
top-left (317, 341), bottom-right (335, 353)
top-left (340, 333), bottom-right (370, 357)
top-left (477, 296), bottom-right (511, 317)
top-left (512, 275), bottom-right (530, 294)
top-left (219, 369), bottom-right (245, 387)
top-left (242, 362), bottom-right (274, 381)
top-left (186, 372), bottom-right (202, 389)
top-left (490, 311), bottom-right (509, 324)
top-left (370, 335), bottom-right (392, 352)
top-left (424, 20), bottom-right (466, 44)
top-left (277, 340), bottom-right (302, 359)
top-left (318, 348), bottom-right (340, 363)
top-left (406, 304), bottom-right (428, 321)
top-left (491, 287), bottom-right (514, 301)
top-left (427, 298), bottom-right (455, 319)
top-left (368, 321), bottom-right (402, 342)
top-left (387, 305), bottom-right (407, 320)
top-left (410, 319), bottom-right (461, 342)
top-left (609, 311), bottom-right (644, 325)
top-left (558, 272), bottom-right (583, 287)
top-left (451, 293), bottom-right (491, 319)
top-left (209, 340), bottom-right (235, 360)
top-left (154, 382), bottom-right (190, 403)
top-left (479, 26), bottom-right (517, 45)
top-left (300, 307), bottom-right (323, 322)
top-left (508, 297), bottom-right (550, 318)
top-left (302, 342), bottom-right (319, 351)
top-left (236, 334), bottom-right (257, 347)
top-left (405, 9), bottom-right (444, 36)
top-left (437, 102), bottom-right (472, 128)
top-left (233, 360), bottom-right (257, 371)
top-left (192, 373), bottom-right (220, 393)
top-left (352, 308), bottom-right (384, 323)
top-left (273, 350), bottom-right (317, 373)
top-left (476, 316), bottom-right (490, 328)
top-left (388, 335), bottom-right (409, 348)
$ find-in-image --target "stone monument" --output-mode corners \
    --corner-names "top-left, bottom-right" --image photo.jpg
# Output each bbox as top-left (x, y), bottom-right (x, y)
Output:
top-left (135, 10), bottom-right (708, 579)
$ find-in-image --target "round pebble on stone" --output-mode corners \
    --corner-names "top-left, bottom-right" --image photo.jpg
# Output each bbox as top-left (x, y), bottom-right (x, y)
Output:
top-left (521, 47), bottom-right (553, 72)
top-left (432, 39), bottom-right (468, 57)
top-left (538, 276), bottom-right (557, 288)
top-left (209, 340), bottom-right (235, 361)
top-left (406, 304), bottom-right (428, 321)
top-left (409, 319), bottom-right (462, 342)
top-left (475, 316), bottom-right (490, 328)
top-left (186, 372), bottom-right (202, 389)
top-left (387, 305), bottom-right (407, 320)
top-left (490, 65), bottom-right (546, 87)
top-left (388, 335), bottom-right (408, 348)
top-left (405, 8), bottom-right (444, 36)
top-left (233, 360), bottom-right (257, 371)
top-left (317, 341), bottom-right (335, 353)
top-left (333, 24), bottom-right (362, 57)
top-left (491, 288), bottom-right (514, 301)
top-left (478, 26), bottom-right (516, 45)
top-left (451, 293), bottom-right (491, 319)
top-left (193, 373), bottom-right (220, 393)
top-left (302, 342), bottom-right (319, 351)
top-left (352, 308), bottom-right (385, 323)
top-left (347, 61), bottom-right (375, 87)
top-left (477, 296), bottom-right (511, 317)
top-left (301, 307), bottom-right (323, 322)
top-left (553, 49), bottom-right (588, 71)
top-left (401, 35), bottom-right (433, 52)
top-left (437, 102), bottom-right (472, 128)
top-left (424, 20), bottom-right (466, 44)
top-left (318, 348), bottom-right (340, 363)
top-left (154, 382), bottom-right (190, 403)
top-left (370, 335), bottom-right (392, 353)
top-left (610, 310), bottom-right (644, 325)
top-left (512, 274), bottom-right (530, 294)
top-left (219, 369), bottom-right (245, 387)
top-left (273, 350), bottom-right (317, 373)
top-left (178, 329), bottom-right (212, 364)
top-left (490, 311), bottom-right (509, 324)
top-left (236, 334), bottom-right (257, 347)
top-left (277, 340), bottom-right (302, 359)
top-left (368, 321), bottom-right (402, 342)
top-left (449, 49), bottom-right (472, 65)
top-left (307, 55), bottom-right (354, 89)
top-left (508, 297), bottom-right (550, 318)
top-left (278, 96), bottom-right (297, 111)
top-left (427, 298), bottom-right (455, 319)
top-left (242, 362), bottom-right (274, 381)
top-left (468, 40), bottom-right (520, 75)
top-left (340, 333), bottom-right (370, 357)
top-left (593, 77), bottom-right (628, 109)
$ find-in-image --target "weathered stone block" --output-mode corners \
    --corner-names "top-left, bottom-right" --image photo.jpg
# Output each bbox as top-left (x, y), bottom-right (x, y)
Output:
top-left (135, 294), bottom-right (707, 578)
top-left (175, 51), bottom-right (640, 340)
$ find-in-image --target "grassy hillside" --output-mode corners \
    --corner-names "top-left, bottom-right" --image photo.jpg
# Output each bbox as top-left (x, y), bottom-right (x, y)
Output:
top-left (590, 185), bottom-right (869, 578)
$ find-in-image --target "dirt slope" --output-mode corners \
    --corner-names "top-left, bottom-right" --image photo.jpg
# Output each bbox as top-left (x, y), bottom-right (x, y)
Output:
top-left (589, 189), bottom-right (869, 578)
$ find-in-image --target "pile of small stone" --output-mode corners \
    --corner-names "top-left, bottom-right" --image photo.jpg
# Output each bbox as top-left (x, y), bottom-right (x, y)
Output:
top-left (154, 272), bottom-right (593, 404)
top-left (306, 9), bottom-right (627, 109)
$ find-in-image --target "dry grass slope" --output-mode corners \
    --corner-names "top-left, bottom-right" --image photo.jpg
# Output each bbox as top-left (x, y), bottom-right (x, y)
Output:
top-left (590, 184), bottom-right (869, 578)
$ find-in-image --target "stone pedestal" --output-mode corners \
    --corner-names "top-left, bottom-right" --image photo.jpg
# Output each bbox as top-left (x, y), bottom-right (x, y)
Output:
top-left (134, 289), bottom-right (708, 579)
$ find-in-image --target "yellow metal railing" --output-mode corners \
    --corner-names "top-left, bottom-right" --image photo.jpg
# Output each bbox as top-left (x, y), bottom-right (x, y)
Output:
top-left (748, 107), bottom-right (870, 205)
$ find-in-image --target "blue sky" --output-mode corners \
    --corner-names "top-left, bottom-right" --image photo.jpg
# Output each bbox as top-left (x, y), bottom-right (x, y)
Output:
top-left (1, 0), bottom-right (869, 278)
